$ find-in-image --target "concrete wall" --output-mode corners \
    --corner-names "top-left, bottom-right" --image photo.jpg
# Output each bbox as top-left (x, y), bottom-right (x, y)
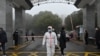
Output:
top-left (15, 8), bottom-right (26, 44)
top-left (0, 0), bottom-right (6, 30)
top-left (0, 0), bottom-right (31, 49)
top-left (83, 4), bottom-right (95, 38)
top-left (0, 0), bottom-right (13, 48)
top-left (78, 0), bottom-right (95, 8)
top-left (96, 0), bottom-right (100, 27)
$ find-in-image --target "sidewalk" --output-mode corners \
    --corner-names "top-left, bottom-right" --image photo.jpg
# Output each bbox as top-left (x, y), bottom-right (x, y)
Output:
top-left (70, 39), bottom-right (100, 52)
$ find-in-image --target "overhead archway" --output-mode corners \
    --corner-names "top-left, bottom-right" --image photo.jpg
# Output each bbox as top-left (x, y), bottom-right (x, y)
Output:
top-left (31, 0), bottom-right (76, 6)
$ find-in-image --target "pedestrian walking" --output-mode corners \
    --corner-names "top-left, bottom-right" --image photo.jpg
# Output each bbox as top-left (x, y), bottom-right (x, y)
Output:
top-left (31, 32), bottom-right (35, 41)
top-left (25, 32), bottom-right (28, 41)
top-left (13, 29), bottom-right (19, 46)
top-left (95, 27), bottom-right (100, 49)
top-left (42, 26), bottom-right (58, 56)
top-left (84, 30), bottom-right (89, 45)
top-left (0, 28), bottom-right (7, 56)
top-left (59, 27), bottom-right (67, 56)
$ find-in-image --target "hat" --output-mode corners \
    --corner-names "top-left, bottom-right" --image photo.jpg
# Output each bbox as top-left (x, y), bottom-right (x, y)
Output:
top-left (48, 26), bottom-right (52, 29)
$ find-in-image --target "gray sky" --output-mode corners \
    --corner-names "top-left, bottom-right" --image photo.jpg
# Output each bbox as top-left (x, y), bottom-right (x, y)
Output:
top-left (25, 3), bottom-right (79, 18)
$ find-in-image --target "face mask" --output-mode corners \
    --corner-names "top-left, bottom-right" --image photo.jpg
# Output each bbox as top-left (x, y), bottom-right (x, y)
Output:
top-left (48, 29), bottom-right (52, 33)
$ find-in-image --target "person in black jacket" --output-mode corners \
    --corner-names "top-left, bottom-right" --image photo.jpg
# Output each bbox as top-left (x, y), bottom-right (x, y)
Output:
top-left (31, 32), bottom-right (35, 41)
top-left (25, 32), bottom-right (28, 41)
top-left (13, 30), bottom-right (19, 46)
top-left (0, 28), bottom-right (7, 56)
top-left (59, 27), bottom-right (66, 56)
top-left (84, 30), bottom-right (89, 45)
top-left (95, 27), bottom-right (100, 49)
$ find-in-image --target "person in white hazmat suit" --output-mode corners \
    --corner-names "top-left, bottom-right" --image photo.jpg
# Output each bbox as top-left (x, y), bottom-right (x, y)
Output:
top-left (42, 26), bottom-right (58, 56)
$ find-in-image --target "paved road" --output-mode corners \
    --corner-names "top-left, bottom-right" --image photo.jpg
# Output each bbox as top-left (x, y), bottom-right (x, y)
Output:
top-left (0, 38), bottom-right (100, 56)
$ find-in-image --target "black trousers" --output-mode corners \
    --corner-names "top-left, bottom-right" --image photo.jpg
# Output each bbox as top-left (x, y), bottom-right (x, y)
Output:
top-left (0, 43), bottom-right (6, 55)
top-left (60, 47), bottom-right (64, 55)
top-left (15, 39), bottom-right (18, 46)
top-left (32, 37), bottom-right (34, 41)
top-left (85, 38), bottom-right (88, 45)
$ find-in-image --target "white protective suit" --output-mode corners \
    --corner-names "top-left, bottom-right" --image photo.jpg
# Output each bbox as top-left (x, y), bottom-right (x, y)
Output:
top-left (42, 32), bottom-right (58, 56)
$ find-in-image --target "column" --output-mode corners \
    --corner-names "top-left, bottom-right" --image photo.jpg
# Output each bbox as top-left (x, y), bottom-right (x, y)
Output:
top-left (83, 4), bottom-right (95, 38)
top-left (0, 0), bottom-right (13, 48)
top-left (96, 0), bottom-right (100, 27)
top-left (15, 8), bottom-right (25, 44)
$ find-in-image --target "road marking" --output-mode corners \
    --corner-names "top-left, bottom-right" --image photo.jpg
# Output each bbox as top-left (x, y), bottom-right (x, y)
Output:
top-left (0, 52), bottom-right (100, 56)
top-left (9, 41), bottom-right (31, 51)
top-left (70, 53), bottom-right (80, 56)
top-left (66, 52), bottom-right (71, 56)
top-left (28, 52), bottom-right (38, 56)
top-left (15, 41), bottom-right (31, 50)
top-left (88, 52), bottom-right (100, 56)
top-left (85, 52), bottom-right (88, 56)
top-left (0, 52), bottom-right (99, 53)
top-left (11, 52), bottom-right (18, 56)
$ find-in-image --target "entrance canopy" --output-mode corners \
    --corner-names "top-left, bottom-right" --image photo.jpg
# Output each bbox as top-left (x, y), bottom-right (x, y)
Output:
top-left (12, 0), bottom-right (77, 10)
top-left (74, 0), bottom-right (96, 8)
top-left (12, 0), bottom-right (33, 10)
top-left (31, 0), bottom-right (76, 6)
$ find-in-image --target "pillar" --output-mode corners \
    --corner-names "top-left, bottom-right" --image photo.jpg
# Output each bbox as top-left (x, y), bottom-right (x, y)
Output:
top-left (15, 8), bottom-right (25, 44)
top-left (0, 0), bottom-right (13, 48)
top-left (96, 0), bottom-right (100, 27)
top-left (83, 4), bottom-right (95, 38)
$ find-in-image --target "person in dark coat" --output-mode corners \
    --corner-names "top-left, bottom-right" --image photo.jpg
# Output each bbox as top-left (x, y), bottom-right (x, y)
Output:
top-left (0, 28), bottom-right (7, 56)
top-left (59, 27), bottom-right (66, 56)
top-left (84, 30), bottom-right (89, 45)
top-left (95, 27), bottom-right (100, 49)
top-left (25, 32), bottom-right (29, 41)
top-left (31, 32), bottom-right (35, 41)
top-left (13, 30), bottom-right (19, 46)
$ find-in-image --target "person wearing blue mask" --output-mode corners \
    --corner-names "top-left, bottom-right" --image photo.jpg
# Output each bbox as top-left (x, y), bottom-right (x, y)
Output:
top-left (42, 26), bottom-right (58, 56)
